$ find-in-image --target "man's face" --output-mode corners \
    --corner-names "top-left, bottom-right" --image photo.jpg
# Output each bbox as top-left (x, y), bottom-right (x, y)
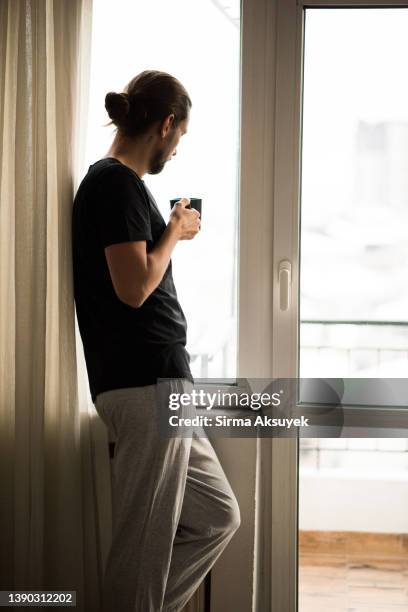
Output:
top-left (148, 115), bottom-right (189, 175)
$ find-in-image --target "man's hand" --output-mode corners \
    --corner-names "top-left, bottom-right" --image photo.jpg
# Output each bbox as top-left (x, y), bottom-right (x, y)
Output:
top-left (169, 198), bottom-right (201, 240)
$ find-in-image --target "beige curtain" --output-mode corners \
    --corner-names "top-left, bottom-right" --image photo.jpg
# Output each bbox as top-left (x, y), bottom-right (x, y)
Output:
top-left (0, 1), bottom-right (113, 609)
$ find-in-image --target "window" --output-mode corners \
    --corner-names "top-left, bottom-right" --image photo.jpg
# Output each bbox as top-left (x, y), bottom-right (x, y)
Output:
top-left (299, 8), bottom-right (408, 379)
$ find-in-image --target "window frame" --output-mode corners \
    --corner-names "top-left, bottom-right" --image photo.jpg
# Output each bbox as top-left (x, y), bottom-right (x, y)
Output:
top-left (234, 1), bottom-right (408, 611)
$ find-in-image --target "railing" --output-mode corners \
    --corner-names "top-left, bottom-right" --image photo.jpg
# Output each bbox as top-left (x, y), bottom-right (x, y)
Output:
top-left (188, 318), bottom-right (408, 383)
top-left (189, 317), bottom-right (236, 378)
top-left (300, 319), bottom-right (408, 378)
top-left (300, 319), bottom-right (408, 457)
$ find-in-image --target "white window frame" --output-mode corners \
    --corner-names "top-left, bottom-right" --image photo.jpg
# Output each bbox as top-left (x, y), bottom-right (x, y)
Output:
top-left (209, 0), bottom-right (297, 609)
top-left (211, 1), bottom-right (408, 612)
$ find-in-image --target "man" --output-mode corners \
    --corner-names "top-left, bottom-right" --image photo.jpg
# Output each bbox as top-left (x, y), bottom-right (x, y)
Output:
top-left (72, 70), bottom-right (240, 612)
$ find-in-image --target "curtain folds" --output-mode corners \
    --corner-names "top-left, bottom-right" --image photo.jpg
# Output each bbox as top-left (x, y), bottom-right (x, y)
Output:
top-left (0, 1), bottom-right (112, 609)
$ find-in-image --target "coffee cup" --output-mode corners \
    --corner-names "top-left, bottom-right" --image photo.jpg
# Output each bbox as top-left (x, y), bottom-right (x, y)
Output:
top-left (170, 198), bottom-right (202, 224)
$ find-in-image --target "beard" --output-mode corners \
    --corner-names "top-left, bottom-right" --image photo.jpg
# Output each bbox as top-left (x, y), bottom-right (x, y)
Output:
top-left (148, 149), bottom-right (168, 175)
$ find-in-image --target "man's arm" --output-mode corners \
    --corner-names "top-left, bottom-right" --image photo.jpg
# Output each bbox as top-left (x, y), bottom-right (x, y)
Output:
top-left (104, 198), bottom-right (200, 308)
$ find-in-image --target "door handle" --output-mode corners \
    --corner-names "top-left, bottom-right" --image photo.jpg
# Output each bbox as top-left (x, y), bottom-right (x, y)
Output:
top-left (278, 260), bottom-right (292, 311)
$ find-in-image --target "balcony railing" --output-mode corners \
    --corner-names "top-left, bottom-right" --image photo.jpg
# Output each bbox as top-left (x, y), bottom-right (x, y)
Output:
top-left (300, 319), bottom-right (408, 378)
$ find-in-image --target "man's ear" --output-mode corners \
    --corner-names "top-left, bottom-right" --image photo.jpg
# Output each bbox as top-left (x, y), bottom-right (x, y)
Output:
top-left (160, 113), bottom-right (175, 138)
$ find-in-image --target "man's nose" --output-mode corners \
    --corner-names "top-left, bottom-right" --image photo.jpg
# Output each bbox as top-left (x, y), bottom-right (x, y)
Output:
top-left (172, 149), bottom-right (177, 156)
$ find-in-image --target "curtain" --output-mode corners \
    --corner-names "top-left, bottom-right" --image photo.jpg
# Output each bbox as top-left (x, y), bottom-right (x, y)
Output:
top-left (0, 1), bottom-right (113, 609)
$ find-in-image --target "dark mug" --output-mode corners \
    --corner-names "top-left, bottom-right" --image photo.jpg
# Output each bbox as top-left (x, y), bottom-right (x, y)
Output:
top-left (170, 198), bottom-right (202, 224)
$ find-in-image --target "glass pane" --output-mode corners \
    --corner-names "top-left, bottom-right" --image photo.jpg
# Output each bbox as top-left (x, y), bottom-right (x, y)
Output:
top-left (299, 10), bottom-right (408, 612)
top-left (85, 0), bottom-right (241, 378)
top-left (299, 8), bottom-right (408, 379)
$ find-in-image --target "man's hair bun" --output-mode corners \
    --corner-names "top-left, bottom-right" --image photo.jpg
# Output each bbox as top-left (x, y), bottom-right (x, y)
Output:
top-left (105, 92), bottom-right (130, 123)
top-left (103, 71), bottom-right (192, 137)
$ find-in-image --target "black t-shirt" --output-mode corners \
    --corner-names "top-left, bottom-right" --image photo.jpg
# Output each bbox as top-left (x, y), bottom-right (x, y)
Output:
top-left (72, 157), bottom-right (194, 403)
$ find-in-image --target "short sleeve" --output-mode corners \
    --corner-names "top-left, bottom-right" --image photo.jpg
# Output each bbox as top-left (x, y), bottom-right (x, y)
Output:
top-left (95, 166), bottom-right (153, 248)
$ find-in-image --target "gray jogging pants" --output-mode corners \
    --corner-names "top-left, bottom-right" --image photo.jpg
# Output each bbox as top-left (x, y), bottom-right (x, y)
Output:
top-left (94, 379), bottom-right (241, 612)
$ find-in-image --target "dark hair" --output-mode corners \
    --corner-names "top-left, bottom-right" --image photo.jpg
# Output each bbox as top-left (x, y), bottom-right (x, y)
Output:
top-left (104, 70), bottom-right (192, 137)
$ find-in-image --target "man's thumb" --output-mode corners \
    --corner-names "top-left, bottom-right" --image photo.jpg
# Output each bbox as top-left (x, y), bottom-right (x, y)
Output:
top-left (176, 198), bottom-right (191, 208)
